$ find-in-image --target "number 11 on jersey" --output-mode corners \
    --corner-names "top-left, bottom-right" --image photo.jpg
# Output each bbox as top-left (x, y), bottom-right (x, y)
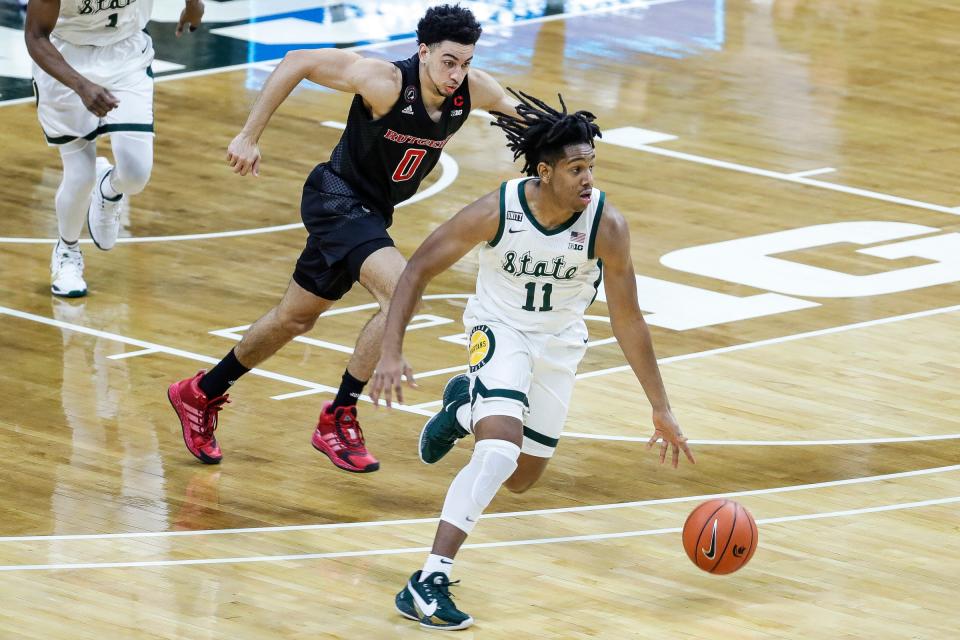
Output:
top-left (522, 282), bottom-right (553, 312)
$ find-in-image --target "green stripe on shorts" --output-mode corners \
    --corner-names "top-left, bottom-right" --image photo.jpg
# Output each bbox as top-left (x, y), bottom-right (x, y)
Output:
top-left (471, 378), bottom-right (529, 408)
top-left (523, 426), bottom-right (558, 448)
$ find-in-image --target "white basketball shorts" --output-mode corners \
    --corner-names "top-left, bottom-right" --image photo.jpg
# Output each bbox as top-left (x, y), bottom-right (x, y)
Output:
top-left (33, 31), bottom-right (155, 145)
top-left (462, 318), bottom-right (587, 458)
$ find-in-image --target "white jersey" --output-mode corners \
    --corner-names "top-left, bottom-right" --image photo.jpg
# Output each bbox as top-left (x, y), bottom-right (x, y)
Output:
top-left (52, 0), bottom-right (153, 47)
top-left (464, 177), bottom-right (605, 337)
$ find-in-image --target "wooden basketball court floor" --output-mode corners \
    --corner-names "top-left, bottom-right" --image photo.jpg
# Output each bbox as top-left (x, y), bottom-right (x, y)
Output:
top-left (1, 1), bottom-right (959, 638)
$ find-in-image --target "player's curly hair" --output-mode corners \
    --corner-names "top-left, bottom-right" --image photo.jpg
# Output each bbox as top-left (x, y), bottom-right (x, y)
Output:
top-left (417, 5), bottom-right (482, 47)
top-left (490, 88), bottom-right (602, 177)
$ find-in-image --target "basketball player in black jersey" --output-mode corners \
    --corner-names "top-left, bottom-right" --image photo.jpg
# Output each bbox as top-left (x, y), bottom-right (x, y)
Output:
top-left (168, 5), bottom-right (519, 473)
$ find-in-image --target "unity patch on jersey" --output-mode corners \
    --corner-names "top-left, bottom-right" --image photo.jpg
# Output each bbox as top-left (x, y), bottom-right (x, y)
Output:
top-left (468, 325), bottom-right (496, 372)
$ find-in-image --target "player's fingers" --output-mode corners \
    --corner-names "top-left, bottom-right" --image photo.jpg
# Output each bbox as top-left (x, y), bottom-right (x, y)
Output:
top-left (252, 155), bottom-right (260, 177)
top-left (394, 380), bottom-right (404, 405)
top-left (646, 432), bottom-right (658, 449)
top-left (404, 366), bottom-right (417, 388)
top-left (682, 442), bottom-right (696, 464)
top-left (672, 444), bottom-right (680, 469)
top-left (659, 440), bottom-right (668, 465)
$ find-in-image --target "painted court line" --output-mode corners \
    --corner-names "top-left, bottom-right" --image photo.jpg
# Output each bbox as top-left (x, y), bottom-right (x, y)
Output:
top-left (577, 302), bottom-right (960, 379)
top-left (0, 305), bottom-right (432, 418)
top-left (3, 464), bottom-right (956, 543)
top-left (601, 129), bottom-right (960, 216)
top-left (1, 494), bottom-right (956, 571)
top-left (565, 432), bottom-right (960, 446)
top-left (788, 167), bottom-right (836, 178)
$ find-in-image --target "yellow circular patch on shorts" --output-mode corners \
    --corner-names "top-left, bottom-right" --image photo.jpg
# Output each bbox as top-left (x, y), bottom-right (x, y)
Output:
top-left (468, 326), bottom-right (495, 371)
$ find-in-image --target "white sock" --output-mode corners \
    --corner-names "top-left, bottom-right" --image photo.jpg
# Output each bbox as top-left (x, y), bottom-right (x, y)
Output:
top-left (455, 404), bottom-right (472, 434)
top-left (421, 553), bottom-right (454, 580)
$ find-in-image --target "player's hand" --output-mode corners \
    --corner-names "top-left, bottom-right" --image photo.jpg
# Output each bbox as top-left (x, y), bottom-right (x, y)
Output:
top-left (78, 81), bottom-right (119, 118)
top-left (176, 0), bottom-right (204, 36)
top-left (369, 352), bottom-right (417, 408)
top-left (646, 408), bottom-right (695, 468)
top-left (226, 133), bottom-right (261, 176)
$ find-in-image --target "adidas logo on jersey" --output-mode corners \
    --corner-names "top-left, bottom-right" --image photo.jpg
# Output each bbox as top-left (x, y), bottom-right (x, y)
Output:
top-left (401, 105), bottom-right (414, 115)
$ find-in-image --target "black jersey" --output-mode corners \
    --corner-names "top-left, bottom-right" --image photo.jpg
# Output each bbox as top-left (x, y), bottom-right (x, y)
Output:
top-left (326, 53), bottom-right (472, 224)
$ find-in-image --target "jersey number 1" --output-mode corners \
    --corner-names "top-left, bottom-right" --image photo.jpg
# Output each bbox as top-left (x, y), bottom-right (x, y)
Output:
top-left (522, 282), bottom-right (553, 312)
top-left (106, 13), bottom-right (118, 28)
top-left (392, 148), bottom-right (427, 182)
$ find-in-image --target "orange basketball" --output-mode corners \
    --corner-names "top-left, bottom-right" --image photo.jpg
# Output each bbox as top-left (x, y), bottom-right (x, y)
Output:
top-left (682, 499), bottom-right (758, 574)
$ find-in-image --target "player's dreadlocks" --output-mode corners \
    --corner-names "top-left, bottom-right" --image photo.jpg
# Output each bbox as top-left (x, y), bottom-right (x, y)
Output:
top-left (491, 88), bottom-right (602, 177)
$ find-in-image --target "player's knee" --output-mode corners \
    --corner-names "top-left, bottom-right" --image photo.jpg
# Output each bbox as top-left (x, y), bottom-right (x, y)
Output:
top-left (439, 438), bottom-right (520, 535)
top-left (503, 474), bottom-right (536, 494)
top-left (469, 439), bottom-right (520, 506)
top-left (276, 308), bottom-right (318, 336)
top-left (110, 133), bottom-right (154, 194)
top-left (112, 156), bottom-right (153, 195)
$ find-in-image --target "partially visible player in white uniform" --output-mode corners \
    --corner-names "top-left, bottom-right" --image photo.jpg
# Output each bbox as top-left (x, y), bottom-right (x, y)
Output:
top-left (370, 90), bottom-right (696, 630)
top-left (25, 0), bottom-right (204, 297)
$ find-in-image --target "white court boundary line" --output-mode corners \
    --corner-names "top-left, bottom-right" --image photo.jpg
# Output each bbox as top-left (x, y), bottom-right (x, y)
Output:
top-left (2, 463), bottom-right (956, 542)
top-left (566, 432), bottom-right (960, 446)
top-left (3, 301), bottom-right (960, 433)
top-left (0, 305), bottom-right (433, 418)
top-left (1, 494), bottom-right (956, 571)
top-left (577, 302), bottom-right (960, 379)
top-left (0, 143), bottom-right (457, 245)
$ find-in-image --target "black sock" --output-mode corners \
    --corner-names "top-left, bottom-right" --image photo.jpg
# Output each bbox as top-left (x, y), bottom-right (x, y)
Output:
top-left (199, 348), bottom-right (250, 398)
top-left (330, 370), bottom-right (366, 411)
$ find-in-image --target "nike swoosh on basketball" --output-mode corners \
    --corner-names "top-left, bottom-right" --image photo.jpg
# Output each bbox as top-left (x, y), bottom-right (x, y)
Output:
top-left (410, 586), bottom-right (438, 616)
top-left (701, 519), bottom-right (718, 559)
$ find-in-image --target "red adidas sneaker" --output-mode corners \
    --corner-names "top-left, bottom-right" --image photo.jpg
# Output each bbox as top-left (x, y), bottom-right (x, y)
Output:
top-left (311, 402), bottom-right (380, 473)
top-left (168, 371), bottom-right (228, 464)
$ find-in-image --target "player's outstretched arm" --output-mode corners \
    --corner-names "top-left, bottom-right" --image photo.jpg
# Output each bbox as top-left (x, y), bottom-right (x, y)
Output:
top-left (176, 0), bottom-right (204, 37)
top-left (370, 190), bottom-right (501, 407)
top-left (468, 69), bottom-right (520, 118)
top-left (24, 0), bottom-right (118, 117)
top-left (595, 202), bottom-right (695, 468)
top-left (227, 49), bottom-right (399, 176)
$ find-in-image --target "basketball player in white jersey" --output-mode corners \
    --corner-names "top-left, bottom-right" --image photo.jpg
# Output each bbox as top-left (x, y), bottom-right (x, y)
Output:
top-left (369, 90), bottom-right (696, 630)
top-left (25, 0), bottom-right (205, 297)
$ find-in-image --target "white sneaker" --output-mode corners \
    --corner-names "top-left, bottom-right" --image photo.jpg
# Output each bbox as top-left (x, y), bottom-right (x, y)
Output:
top-left (87, 156), bottom-right (124, 250)
top-left (50, 240), bottom-right (87, 298)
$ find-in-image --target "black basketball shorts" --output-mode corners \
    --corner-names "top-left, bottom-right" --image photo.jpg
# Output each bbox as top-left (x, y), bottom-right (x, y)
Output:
top-left (293, 163), bottom-right (395, 301)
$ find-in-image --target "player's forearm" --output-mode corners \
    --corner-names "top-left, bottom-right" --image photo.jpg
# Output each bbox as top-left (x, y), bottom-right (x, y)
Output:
top-left (238, 51), bottom-right (315, 141)
top-left (612, 314), bottom-right (672, 412)
top-left (25, 35), bottom-right (86, 94)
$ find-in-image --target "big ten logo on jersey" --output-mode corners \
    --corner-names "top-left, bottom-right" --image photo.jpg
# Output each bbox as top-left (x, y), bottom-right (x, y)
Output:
top-left (79, 0), bottom-right (137, 15)
top-left (502, 251), bottom-right (578, 280)
top-left (468, 326), bottom-right (495, 372)
top-left (450, 95), bottom-right (465, 117)
top-left (568, 230), bottom-right (586, 251)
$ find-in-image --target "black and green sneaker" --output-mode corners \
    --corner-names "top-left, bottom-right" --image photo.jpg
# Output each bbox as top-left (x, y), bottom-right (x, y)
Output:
top-left (395, 572), bottom-right (419, 621)
top-left (403, 570), bottom-right (474, 631)
top-left (419, 374), bottom-right (470, 464)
